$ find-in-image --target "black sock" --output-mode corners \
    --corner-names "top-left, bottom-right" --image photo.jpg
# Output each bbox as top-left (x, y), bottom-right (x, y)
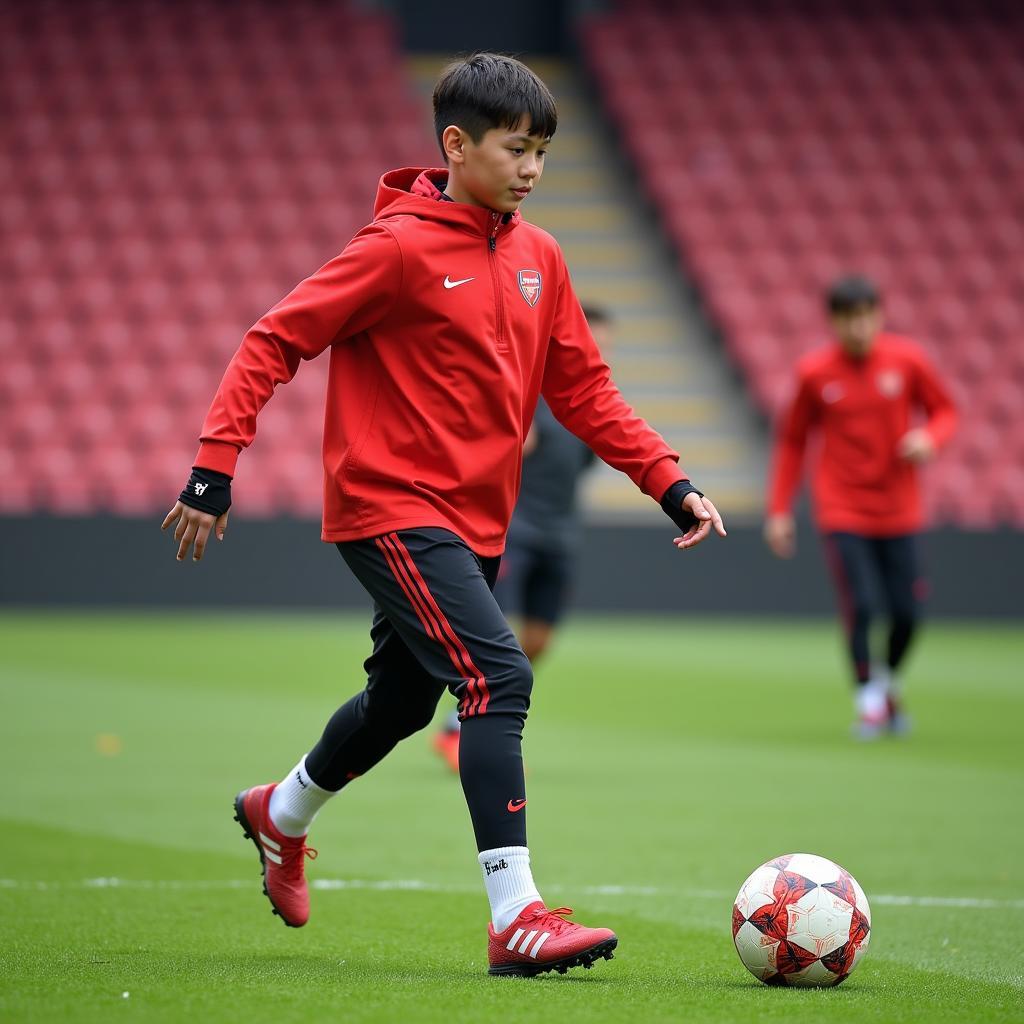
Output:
top-left (458, 711), bottom-right (528, 851)
top-left (303, 694), bottom-right (392, 790)
top-left (888, 617), bottom-right (918, 673)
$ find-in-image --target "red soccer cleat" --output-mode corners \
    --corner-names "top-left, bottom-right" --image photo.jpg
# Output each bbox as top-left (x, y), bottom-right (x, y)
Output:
top-left (886, 691), bottom-right (911, 735)
top-left (854, 709), bottom-right (888, 741)
top-left (487, 902), bottom-right (617, 976)
top-left (233, 783), bottom-right (317, 928)
top-left (432, 728), bottom-right (460, 773)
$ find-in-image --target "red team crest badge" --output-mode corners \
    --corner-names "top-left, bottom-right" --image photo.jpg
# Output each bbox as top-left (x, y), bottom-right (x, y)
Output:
top-left (876, 369), bottom-right (904, 397)
top-left (517, 269), bottom-right (542, 307)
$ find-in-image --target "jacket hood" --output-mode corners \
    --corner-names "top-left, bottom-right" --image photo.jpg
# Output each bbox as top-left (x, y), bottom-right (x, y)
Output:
top-left (373, 167), bottom-right (522, 237)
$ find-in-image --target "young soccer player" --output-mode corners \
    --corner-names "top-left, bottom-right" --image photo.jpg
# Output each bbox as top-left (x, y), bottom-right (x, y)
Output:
top-left (162, 54), bottom-right (725, 976)
top-left (764, 275), bottom-right (956, 738)
top-left (434, 304), bottom-right (610, 771)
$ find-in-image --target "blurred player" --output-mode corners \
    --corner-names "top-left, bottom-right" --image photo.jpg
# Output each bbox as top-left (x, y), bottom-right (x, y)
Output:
top-left (765, 275), bottom-right (956, 738)
top-left (162, 54), bottom-right (725, 976)
top-left (433, 305), bottom-right (610, 771)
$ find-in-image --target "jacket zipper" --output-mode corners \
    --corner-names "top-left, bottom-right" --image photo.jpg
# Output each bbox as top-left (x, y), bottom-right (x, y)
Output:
top-left (488, 213), bottom-right (507, 353)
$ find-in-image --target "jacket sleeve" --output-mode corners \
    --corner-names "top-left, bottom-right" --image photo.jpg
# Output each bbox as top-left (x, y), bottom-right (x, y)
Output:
top-left (540, 260), bottom-right (685, 502)
top-left (911, 346), bottom-right (957, 448)
top-left (766, 367), bottom-right (817, 517)
top-left (194, 224), bottom-right (402, 476)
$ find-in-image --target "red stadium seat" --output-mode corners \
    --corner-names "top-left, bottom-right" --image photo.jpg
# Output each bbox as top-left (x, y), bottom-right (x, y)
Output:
top-left (0, 0), bottom-right (431, 517)
top-left (582, 1), bottom-right (1024, 526)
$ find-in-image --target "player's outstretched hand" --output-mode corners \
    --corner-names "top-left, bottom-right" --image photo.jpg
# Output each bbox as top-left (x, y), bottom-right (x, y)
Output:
top-left (161, 501), bottom-right (229, 562)
top-left (897, 427), bottom-right (935, 463)
top-left (764, 513), bottom-right (795, 559)
top-left (673, 492), bottom-right (727, 550)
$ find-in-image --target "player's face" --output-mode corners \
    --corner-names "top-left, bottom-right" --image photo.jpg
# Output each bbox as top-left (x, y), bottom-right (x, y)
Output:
top-left (831, 304), bottom-right (882, 357)
top-left (446, 117), bottom-right (548, 214)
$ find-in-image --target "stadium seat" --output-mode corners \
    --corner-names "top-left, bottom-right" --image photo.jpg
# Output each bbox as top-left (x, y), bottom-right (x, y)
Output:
top-left (0, 0), bottom-right (433, 517)
top-left (582, 0), bottom-right (1024, 526)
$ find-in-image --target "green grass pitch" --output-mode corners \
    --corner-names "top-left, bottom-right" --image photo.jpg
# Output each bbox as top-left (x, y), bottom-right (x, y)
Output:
top-left (1, 611), bottom-right (1022, 1023)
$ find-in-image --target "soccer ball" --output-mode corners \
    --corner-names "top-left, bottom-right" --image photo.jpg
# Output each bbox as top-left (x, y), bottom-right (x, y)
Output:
top-left (732, 853), bottom-right (871, 987)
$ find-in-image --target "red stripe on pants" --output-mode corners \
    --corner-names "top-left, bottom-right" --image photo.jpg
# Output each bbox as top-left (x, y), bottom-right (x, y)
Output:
top-left (374, 536), bottom-right (474, 713)
top-left (375, 534), bottom-right (485, 716)
top-left (388, 533), bottom-right (491, 716)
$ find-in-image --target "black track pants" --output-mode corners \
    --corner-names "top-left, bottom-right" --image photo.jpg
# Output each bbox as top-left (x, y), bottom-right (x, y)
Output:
top-left (822, 532), bottom-right (924, 685)
top-left (304, 528), bottom-right (534, 851)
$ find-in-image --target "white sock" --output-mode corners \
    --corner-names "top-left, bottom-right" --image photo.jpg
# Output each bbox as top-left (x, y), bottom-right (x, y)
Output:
top-left (479, 846), bottom-right (542, 932)
top-left (268, 756), bottom-right (335, 838)
top-left (856, 678), bottom-right (888, 721)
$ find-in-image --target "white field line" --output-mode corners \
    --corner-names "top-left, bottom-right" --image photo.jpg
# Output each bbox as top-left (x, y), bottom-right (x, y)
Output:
top-left (1, 878), bottom-right (1023, 910)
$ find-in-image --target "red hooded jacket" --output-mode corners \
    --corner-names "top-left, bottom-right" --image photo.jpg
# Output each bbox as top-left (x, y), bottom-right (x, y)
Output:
top-left (195, 168), bottom-right (686, 555)
top-left (767, 333), bottom-right (957, 536)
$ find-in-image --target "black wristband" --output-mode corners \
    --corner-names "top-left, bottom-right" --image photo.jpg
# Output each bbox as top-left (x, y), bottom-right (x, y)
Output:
top-left (660, 479), bottom-right (704, 532)
top-left (179, 467), bottom-right (232, 516)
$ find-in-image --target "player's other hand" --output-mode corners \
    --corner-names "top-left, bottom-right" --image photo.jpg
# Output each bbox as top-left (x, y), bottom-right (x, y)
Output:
top-left (897, 428), bottom-right (935, 463)
top-left (161, 502), bottom-right (229, 562)
top-left (673, 493), bottom-right (727, 550)
top-left (523, 423), bottom-right (539, 457)
top-left (764, 513), bottom-right (795, 559)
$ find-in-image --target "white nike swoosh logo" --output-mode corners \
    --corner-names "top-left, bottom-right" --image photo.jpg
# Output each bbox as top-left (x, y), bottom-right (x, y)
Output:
top-left (443, 276), bottom-right (475, 289)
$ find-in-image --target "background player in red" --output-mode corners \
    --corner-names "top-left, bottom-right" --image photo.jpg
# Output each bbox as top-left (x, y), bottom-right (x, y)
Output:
top-left (161, 54), bottom-right (725, 976)
top-left (433, 304), bottom-right (611, 771)
top-left (765, 275), bottom-right (957, 738)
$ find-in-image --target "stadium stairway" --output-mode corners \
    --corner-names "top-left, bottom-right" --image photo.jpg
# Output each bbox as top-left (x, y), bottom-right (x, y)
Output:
top-left (582, 1), bottom-right (1024, 528)
top-left (408, 56), bottom-right (767, 523)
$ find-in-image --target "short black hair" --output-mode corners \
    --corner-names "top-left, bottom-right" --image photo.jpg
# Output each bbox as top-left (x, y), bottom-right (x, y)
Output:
top-left (433, 53), bottom-right (557, 159)
top-left (581, 304), bottom-right (611, 325)
top-left (827, 275), bottom-right (881, 314)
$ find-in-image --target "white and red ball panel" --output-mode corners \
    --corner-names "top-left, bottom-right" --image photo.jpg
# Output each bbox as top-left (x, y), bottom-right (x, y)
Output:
top-left (787, 958), bottom-right (844, 988)
top-left (732, 920), bottom-right (779, 981)
top-left (732, 853), bottom-right (871, 988)
top-left (783, 852), bottom-right (841, 883)
top-left (785, 885), bottom-right (853, 958)
top-left (733, 863), bottom-right (783, 920)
